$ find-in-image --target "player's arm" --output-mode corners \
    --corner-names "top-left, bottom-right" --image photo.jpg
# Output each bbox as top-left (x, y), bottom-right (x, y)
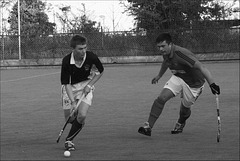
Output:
top-left (87, 71), bottom-right (104, 88)
top-left (158, 60), bottom-right (169, 78)
top-left (61, 58), bottom-right (76, 104)
top-left (194, 61), bottom-right (214, 85)
top-left (152, 60), bottom-right (168, 84)
top-left (64, 84), bottom-right (78, 113)
top-left (84, 71), bottom-right (104, 96)
top-left (84, 56), bottom-right (104, 94)
top-left (194, 61), bottom-right (220, 94)
top-left (64, 84), bottom-right (75, 104)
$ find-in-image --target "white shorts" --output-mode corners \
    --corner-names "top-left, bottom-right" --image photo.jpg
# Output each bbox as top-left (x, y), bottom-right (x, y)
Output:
top-left (164, 75), bottom-right (204, 108)
top-left (61, 80), bottom-right (94, 110)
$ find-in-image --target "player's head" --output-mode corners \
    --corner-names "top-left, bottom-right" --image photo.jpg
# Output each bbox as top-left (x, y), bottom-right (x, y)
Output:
top-left (155, 33), bottom-right (172, 56)
top-left (70, 35), bottom-right (87, 57)
top-left (155, 33), bottom-right (172, 44)
top-left (70, 35), bottom-right (87, 48)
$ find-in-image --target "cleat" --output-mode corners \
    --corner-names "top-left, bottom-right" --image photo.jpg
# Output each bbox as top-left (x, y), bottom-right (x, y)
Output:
top-left (171, 122), bottom-right (185, 134)
top-left (65, 141), bottom-right (75, 151)
top-left (138, 122), bottom-right (152, 136)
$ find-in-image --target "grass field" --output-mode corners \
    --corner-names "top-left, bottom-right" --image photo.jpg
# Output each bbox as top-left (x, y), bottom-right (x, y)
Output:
top-left (0, 61), bottom-right (239, 160)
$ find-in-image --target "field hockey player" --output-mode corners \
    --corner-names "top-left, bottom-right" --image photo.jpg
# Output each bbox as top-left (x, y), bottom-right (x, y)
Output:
top-left (138, 33), bottom-right (220, 136)
top-left (60, 35), bottom-right (104, 151)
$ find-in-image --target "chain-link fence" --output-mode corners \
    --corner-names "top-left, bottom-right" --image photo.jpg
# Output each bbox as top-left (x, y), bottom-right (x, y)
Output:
top-left (0, 27), bottom-right (239, 60)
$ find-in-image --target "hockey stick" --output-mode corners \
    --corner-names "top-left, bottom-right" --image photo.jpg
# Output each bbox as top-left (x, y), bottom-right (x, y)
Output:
top-left (215, 94), bottom-right (221, 142)
top-left (56, 94), bottom-right (85, 143)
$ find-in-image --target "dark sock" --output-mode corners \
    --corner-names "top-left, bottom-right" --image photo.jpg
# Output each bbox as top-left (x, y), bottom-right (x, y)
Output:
top-left (66, 118), bottom-right (84, 141)
top-left (178, 106), bottom-right (191, 124)
top-left (148, 98), bottom-right (165, 128)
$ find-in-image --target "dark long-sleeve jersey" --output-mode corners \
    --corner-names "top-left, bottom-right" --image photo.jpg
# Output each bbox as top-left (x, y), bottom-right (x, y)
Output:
top-left (61, 51), bottom-right (104, 85)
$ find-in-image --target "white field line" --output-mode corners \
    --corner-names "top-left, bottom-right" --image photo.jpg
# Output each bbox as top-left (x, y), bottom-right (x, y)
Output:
top-left (0, 72), bottom-right (60, 83)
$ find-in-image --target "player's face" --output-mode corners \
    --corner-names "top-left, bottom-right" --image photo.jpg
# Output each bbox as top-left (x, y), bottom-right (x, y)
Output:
top-left (156, 41), bottom-right (171, 56)
top-left (73, 44), bottom-right (87, 59)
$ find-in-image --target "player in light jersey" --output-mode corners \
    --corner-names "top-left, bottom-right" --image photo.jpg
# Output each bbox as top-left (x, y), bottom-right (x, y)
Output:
top-left (138, 33), bottom-right (220, 136)
top-left (61, 35), bottom-right (104, 150)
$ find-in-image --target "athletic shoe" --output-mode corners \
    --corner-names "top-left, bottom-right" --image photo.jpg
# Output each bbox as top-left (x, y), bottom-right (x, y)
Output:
top-left (138, 122), bottom-right (152, 136)
top-left (171, 122), bottom-right (185, 134)
top-left (65, 140), bottom-right (75, 151)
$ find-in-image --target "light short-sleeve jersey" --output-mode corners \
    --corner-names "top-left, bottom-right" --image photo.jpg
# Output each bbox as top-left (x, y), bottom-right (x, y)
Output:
top-left (163, 44), bottom-right (205, 88)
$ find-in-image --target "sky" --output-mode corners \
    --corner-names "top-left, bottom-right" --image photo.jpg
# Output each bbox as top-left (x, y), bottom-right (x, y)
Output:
top-left (0, 0), bottom-right (239, 34)
top-left (43, 0), bottom-right (135, 32)
top-left (43, 0), bottom-right (239, 32)
top-left (44, 0), bottom-right (240, 32)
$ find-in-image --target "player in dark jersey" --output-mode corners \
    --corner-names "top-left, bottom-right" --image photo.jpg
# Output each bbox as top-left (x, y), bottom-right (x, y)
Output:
top-left (138, 33), bottom-right (220, 136)
top-left (61, 35), bottom-right (104, 150)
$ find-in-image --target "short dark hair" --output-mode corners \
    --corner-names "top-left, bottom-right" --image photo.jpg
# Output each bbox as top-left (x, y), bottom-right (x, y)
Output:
top-left (70, 35), bottom-right (87, 48)
top-left (155, 33), bottom-right (172, 44)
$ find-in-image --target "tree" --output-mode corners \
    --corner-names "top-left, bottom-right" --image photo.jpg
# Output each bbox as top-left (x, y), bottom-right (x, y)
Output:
top-left (8, 0), bottom-right (56, 36)
top-left (1, 0), bottom-right (14, 34)
top-left (56, 3), bottom-right (100, 33)
top-left (125, 0), bottom-right (236, 31)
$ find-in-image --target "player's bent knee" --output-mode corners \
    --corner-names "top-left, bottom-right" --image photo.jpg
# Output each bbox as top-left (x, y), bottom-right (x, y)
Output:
top-left (181, 99), bottom-right (193, 108)
top-left (156, 96), bottom-right (168, 105)
top-left (76, 114), bottom-right (86, 123)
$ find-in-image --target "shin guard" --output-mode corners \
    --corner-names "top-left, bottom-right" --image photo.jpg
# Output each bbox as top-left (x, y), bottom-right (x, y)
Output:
top-left (178, 106), bottom-right (191, 124)
top-left (148, 98), bottom-right (165, 128)
top-left (66, 118), bottom-right (84, 141)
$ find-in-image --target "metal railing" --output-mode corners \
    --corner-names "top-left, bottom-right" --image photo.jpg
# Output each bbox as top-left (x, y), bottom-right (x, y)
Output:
top-left (0, 27), bottom-right (239, 60)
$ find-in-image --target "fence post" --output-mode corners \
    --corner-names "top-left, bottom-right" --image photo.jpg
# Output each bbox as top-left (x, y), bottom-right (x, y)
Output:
top-left (2, 35), bottom-right (4, 60)
top-left (18, 0), bottom-right (21, 60)
top-left (1, 35), bottom-right (4, 60)
top-left (101, 26), bottom-right (104, 49)
top-left (0, 5), bottom-right (4, 60)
